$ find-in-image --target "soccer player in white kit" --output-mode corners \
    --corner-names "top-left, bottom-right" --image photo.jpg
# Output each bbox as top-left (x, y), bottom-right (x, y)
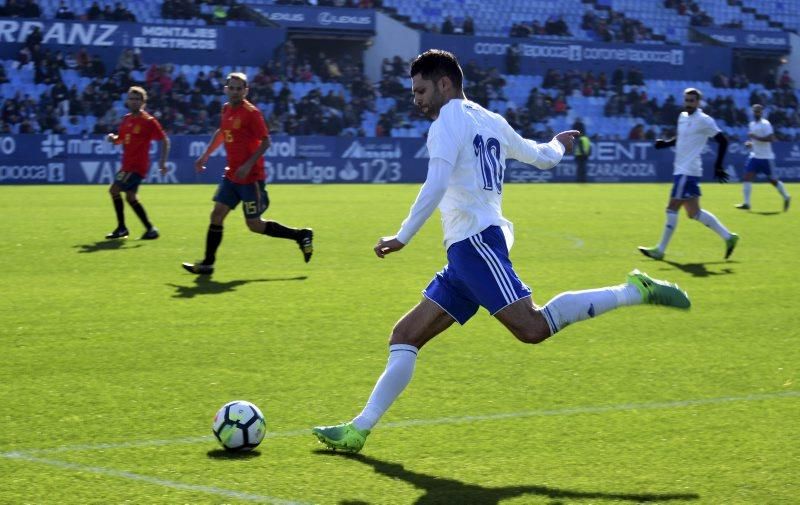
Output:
top-left (735, 104), bottom-right (791, 211)
top-left (313, 50), bottom-right (691, 453)
top-left (639, 88), bottom-right (740, 261)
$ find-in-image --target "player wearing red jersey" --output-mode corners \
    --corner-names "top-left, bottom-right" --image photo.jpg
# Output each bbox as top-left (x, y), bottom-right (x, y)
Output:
top-left (182, 73), bottom-right (313, 275)
top-left (105, 86), bottom-right (170, 240)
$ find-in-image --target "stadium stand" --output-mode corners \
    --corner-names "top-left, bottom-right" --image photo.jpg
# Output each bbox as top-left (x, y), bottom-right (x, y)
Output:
top-left (1, 0), bottom-right (798, 142)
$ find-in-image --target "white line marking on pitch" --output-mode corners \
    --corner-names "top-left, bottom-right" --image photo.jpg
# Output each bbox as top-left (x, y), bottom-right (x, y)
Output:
top-left (3, 390), bottom-right (797, 457)
top-left (1, 452), bottom-right (310, 504)
top-left (1, 391), bottom-right (795, 503)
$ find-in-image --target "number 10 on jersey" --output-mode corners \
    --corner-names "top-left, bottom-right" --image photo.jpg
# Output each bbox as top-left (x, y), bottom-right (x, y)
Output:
top-left (473, 134), bottom-right (503, 194)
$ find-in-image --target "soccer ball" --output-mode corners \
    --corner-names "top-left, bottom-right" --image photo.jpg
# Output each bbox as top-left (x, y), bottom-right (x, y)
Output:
top-left (212, 400), bottom-right (266, 451)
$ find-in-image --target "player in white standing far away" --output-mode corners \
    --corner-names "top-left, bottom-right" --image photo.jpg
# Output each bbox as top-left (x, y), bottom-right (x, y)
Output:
top-left (735, 104), bottom-right (791, 212)
top-left (638, 88), bottom-right (740, 262)
top-left (312, 49), bottom-right (691, 454)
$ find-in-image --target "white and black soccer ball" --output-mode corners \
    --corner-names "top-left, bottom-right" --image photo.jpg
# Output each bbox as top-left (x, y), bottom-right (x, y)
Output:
top-left (212, 400), bottom-right (266, 451)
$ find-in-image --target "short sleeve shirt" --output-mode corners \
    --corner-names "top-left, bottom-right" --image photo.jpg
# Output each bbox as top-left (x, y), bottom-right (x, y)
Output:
top-left (674, 108), bottom-right (721, 177)
top-left (748, 118), bottom-right (774, 159)
top-left (118, 111), bottom-right (166, 176)
top-left (221, 100), bottom-right (269, 184)
top-left (427, 99), bottom-right (548, 249)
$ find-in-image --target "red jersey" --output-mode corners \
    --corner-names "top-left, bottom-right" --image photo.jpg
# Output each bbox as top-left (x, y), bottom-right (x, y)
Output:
top-left (220, 100), bottom-right (269, 184)
top-left (117, 111), bottom-right (166, 176)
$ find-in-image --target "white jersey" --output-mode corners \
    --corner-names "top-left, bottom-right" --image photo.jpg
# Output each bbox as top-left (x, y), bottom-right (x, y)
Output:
top-left (401, 99), bottom-right (564, 250)
top-left (674, 108), bottom-right (721, 177)
top-left (748, 118), bottom-right (775, 159)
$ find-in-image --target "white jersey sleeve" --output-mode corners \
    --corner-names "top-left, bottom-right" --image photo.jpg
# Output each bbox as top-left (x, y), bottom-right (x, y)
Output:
top-left (700, 114), bottom-right (722, 138)
top-left (396, 158), bottom-right (453, 245)
top-left (749, 119), bottom-right (775, 159)
top-left (427, 114), bottom-right (463, 165)
top-left (503, 121), bottom-right (566, 169)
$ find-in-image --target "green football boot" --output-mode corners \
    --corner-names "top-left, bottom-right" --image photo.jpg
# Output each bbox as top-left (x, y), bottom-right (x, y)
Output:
top-left (637, 246), bottom-right (664, 261)
top-left (627, 269), bottom-right (690, 309)
top-left (312, 422), bottom-right (369, 453)
top-left (725, 233), bottom-right (739, 260)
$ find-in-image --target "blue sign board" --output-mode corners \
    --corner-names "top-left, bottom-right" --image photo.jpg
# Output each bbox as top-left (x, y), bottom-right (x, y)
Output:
top-left (692, 27), bottom-right (790, 51)
top-left (255, 6), bottom-right (375, 31)
top-left (421, 34), bottom-right (734, 80)
top-left (2, 134), bottom-right (799, 184)
top-left (0, 19), bottom-right (286, 65)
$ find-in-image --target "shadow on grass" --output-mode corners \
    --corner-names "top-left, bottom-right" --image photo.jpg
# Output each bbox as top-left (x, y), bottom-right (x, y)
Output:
top-left (74, 240), bottom-right (144, 253)
top-left (206, 448), bottom-right (261, 459)
top-left (661, 260), bottom-right (736, 278)
top-left (750, 210), bottom-right (781, 216)
top-left (167, 275), bottom-right (307, 298)
top-left (316, 451), bottom-right (699, 505)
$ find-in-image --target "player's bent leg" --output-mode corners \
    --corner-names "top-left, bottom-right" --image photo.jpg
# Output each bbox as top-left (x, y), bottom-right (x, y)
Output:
top-left (125, 191), bottom-right (156, 237)
top-left (210, 202), bottom-right (231, 225)
top-left (258, 219), bottom-right (315, 263)
top-left (390, 297), bottom-right (456, 348)
top-left (297, 228), bottom-right (314, 263)
top-left (312, 423), bottom-right (370, 453)
top-left (182, 203), bottom-right (230, 273)
top-left (106, 183), bottom-right (129, 238)
top-left (626, 270), bottom-right (690, 309)
top-left (312, 299), bottom-right (455, 453)
top-left (495, 298), bottom-right (551, 344)
top-left (689, 200), bottom-right (738, 258)
top-left (245, 218), bottom-right (265, 233)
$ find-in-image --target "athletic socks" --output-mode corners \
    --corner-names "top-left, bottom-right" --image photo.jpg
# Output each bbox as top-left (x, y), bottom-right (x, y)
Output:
top-left (112, 195), bottom-right (125, 228)
top-left (352, 344), bottom-right (418, 431)
top-left (129, 201), bottom-right (152, 230)
top-left (657, 209), bottom-right (678, 253)
top-left (262, 220), bottom-right (300, 240)
top-left (743, 182), bottom-right (752, 206)
top-left (745, 181), bottom-right (790, 205)
top-left (776, 181), bottom-right (790, 200)
top-left (540, 284), bottom-right (641, 335)
top-left (694, 209), bottom-right (731, 239)
top-left (203, 224), bottom-right (223, 265)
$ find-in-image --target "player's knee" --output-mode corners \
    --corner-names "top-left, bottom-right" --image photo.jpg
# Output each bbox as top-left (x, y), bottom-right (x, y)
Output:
top-left (245, 219), bottom-right (262, 233)
top-left (512, 326), bottom-right (549, 345)
top-left (210, 210), bottom-right (225, 224)
top-left (109, 185), bottom-right (119, 196)
top-left (125, 193), bottom-right (137, 204)
top-left (389, 323), bottom-right (419, 347)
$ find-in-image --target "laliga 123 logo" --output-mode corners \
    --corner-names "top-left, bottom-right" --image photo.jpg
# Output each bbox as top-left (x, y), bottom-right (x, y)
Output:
top-left (338, 162), bottom-right (359, 181)
top-left (41, 134), bottom-right (65, 159)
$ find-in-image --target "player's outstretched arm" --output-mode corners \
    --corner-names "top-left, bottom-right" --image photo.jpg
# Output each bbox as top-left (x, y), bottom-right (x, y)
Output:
top-left (505, 128), bottom-right (571, 170)
top-left (712, 132), bottom-right (729, 183)
top-left (374, 236), bottom-right (405, 258)
top-left (194, 129), bottom-right (223, 172)
top-left (375, 158), bottom-right (453, 258)
top-left (158, 137), bottom-right (171, 175)
top-left (748, 133), bottom-right (775, 142)
top-left (554, 130), bottom-right (580, 154)
top-left (654, 137), bottom-right (676, 149)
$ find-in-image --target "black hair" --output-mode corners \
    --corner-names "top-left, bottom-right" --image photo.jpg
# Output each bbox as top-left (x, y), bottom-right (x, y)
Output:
top-left (409, 49), bottom-right (463, 90)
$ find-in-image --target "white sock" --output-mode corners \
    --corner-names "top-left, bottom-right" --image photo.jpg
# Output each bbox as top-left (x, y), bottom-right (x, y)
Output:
top-left (540, 284), bottom-right (641, 335)
top-left (743, 182), bottom-right (752, 205)
top-left (775, 181), bottom-right (789, 200)
top-left (657, 210), bottom-right (679, 253)
top-left (352, 344), bottom-right (418, 431)
top-left (694, 209), bottom-right (731, 240)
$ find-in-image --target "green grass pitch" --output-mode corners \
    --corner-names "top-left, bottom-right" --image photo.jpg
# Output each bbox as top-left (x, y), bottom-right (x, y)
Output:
top-left (0, 182), bottom-right (797, 504)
